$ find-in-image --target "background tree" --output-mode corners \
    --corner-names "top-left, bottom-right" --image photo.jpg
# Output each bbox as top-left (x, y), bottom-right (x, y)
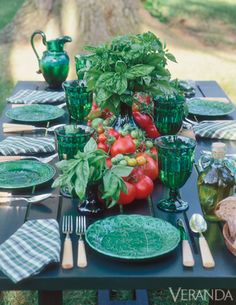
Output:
top-left (0, 0), bottom-right (141, 84)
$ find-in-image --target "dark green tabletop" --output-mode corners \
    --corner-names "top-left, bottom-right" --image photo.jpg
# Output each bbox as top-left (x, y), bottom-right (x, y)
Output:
top-left (0, 81), bottom-right (235, 292)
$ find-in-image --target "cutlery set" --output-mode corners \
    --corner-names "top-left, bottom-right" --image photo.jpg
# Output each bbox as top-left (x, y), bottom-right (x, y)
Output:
top-left (3, 123), bottom-right (65, 133)
top-left (0, 192), bottom-right (57, 205)
top-left (177, 214), bottom-right (215, 269)
top-left (0, 153), bottom-right (57, 163)
top-left (61, 215), bottom-right (87, 269)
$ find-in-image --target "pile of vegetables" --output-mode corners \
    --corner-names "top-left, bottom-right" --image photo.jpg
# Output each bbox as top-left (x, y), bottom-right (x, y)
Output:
top-left (53, 135), bottom-right (158, 208)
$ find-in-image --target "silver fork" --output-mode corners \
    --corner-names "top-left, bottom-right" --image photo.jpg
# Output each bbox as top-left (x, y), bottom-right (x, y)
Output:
top-left (0, 153), bottom-right (57, 163)
top-left (3, 123), bottom-right (65, 133)
top-left (0, 193), bottom-right (54, 204)
top-left (76, 216), bottom-right (87, 268)
top-left (62, 215), bottom-right (74, 269)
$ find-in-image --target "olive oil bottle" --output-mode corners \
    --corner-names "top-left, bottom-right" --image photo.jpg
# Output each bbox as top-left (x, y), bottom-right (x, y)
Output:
top-left (197, 142), bottom-right (235, 222)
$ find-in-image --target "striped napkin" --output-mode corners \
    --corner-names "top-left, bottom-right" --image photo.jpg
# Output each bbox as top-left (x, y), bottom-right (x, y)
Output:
top-left (0, 136), bottom-right (55, 155)
top-left (193, 120), bottom-right (236, 140)
top-left (7, 89), bottom-right (65, 104)
top-left (0, 219), bottom-right (61, 283)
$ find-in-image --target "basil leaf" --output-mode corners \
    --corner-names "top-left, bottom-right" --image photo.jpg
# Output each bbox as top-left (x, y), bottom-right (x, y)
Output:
top-left (75, 160), bottom-right (90, 199)
top-left (95, 88), bottom-right (112, 103)
top-left (111, 165), bottom-right (133, 177)
top-left (52, 175), bottom-right (67, 188)
top-left (120, 179), bottom-right (128, 194)
top-left (126, 64), bottom-right (155, 79)
top-left (84, 137), bottom-right (97, 153)
top-left (166, 52), bottom-right (177, 63)
top-left (96, 72), bottom-right (115, 87)
top-left (115, 61), bottom-right (127, 73)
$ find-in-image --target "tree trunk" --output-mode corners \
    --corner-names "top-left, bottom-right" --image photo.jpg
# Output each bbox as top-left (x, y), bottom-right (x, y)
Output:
top-left (0, 0), bottom-right (141, 85)
top-left (0, 0), bottom-right (141, 45)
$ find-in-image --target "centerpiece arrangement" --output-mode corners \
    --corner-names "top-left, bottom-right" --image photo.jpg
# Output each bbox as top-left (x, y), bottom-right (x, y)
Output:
top-left (84, 31), bottom-right (177, 129)
top-left (52, 31), bottom-right (190, 214)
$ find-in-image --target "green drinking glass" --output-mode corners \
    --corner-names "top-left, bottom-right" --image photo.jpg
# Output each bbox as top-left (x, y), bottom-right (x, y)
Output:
top-left (154, 95), bottom-right (186, 135)
top-left (155, 135), bottom-right (196, 212)
top-left (75, 54), bottom-right (92, 81)
top-left (55, 125), bottom-right (94, 160)
top-left (62, 80), bottom-right (92, 124)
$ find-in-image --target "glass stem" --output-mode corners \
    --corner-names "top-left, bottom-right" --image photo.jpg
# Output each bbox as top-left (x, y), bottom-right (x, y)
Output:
top-left (169, 188), bottom-right (178, 202)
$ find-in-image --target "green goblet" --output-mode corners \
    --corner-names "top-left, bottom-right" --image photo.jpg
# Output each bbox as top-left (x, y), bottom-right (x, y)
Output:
top-left (62, 80), bottom-right (92, 124)
top-left (155, 135), bottom-right (196, 212)
top-left (75, 54), bottom-right (92, 81)
top-left (55, 124), bottom-right (94, 197)
top-left (154, 95), bottom-right (186, 135)
top-left (55, 124), bottom-right (94, 160)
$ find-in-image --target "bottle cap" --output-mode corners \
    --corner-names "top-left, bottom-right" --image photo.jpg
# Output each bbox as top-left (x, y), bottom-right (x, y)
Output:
top-left (212, 142), bottom-right (225, 159)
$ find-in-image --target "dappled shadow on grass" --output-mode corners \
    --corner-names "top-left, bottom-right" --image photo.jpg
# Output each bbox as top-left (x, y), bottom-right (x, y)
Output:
top-left (145, 0), bottom-right (236, 48)
top-left (0, 290), bottom-right (207, 305)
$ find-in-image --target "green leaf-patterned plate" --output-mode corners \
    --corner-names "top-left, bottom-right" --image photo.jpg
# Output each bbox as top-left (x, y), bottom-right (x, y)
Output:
top-left (6, 104), bottom-right (65, 123)
top-left (85, 215), bottom-right (180, 261)
top-left (0, 160), bottom-right (56, 189)
top-left (187, 98), bottom-right (235, 117)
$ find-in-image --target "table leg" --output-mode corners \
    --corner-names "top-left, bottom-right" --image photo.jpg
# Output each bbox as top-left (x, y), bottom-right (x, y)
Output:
top-left (98, 289), bottom-right (149, 305)
top-left (38, 290), bottom-right (63, 305)
top-left (208, 289), bottom-right (236, 305)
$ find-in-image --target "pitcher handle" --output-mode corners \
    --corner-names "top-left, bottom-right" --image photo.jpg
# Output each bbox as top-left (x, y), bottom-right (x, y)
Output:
top-left (30, 30), bottom-right (47, 74)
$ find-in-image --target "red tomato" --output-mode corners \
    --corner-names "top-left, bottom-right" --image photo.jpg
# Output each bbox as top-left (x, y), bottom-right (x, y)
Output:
top-left (133, 112), bottom-right (152, 130)
top-left (118, 182), bottom-right (136, 205)
top-left (98, 142), bottom-right (109, 153)
top-left (134, 175), bottom-right (154, 199)
top-left (146, 125), bottom-right (160, 138)
top-left (136, 152), bottom-right (158, 180)
top-left (150, 147), bottom-right (158, 159)
top-left (98, 133), bottom-right (107, 143)
top-left (132, 103), bottom-right (139, 112)
top-left (106, 158), bottom-right (112, 168)
top-left (111, 135), bottom-right (136, 157)
top-left (92, 101), bottom-right (98, 110)
top-left (108, 128), bottom-right (120, 139)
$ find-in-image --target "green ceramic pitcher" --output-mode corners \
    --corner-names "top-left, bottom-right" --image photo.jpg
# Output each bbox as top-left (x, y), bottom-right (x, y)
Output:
top-left (31, 30), bottom-right (72, 88)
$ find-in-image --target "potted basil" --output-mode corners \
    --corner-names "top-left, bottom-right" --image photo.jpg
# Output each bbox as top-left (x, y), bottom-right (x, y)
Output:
top-left (84, 31), bottom-right (177, 129)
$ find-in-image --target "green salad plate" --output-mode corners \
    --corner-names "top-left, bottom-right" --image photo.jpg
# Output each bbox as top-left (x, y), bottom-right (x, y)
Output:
top-left (0, 160), bottom-right (55, 189)
top-left (85, 214), bottom-right (180, 261)
top-left (187, 97), bottom-right (235, 117)
top-left (6, 104), bottom-right (65, 123)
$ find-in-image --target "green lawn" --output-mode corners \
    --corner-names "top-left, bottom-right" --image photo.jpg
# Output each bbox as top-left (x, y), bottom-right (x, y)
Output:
top-left (145, 0), bottom-right (236, 47)
top-left (0, 0), bottom-right (25, 112)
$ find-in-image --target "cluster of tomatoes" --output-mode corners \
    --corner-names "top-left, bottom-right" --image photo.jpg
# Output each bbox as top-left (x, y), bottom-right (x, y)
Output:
top-left (117, 151), bottom-right (158, 205)
top-left (91, 120), bottom-right (159, 205)
top-left (87, 95), bottom-right (160, 206)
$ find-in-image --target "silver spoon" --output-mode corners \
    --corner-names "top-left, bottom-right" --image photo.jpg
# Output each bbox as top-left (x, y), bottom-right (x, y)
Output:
top-left (189, 213), bottom-right (215, 268)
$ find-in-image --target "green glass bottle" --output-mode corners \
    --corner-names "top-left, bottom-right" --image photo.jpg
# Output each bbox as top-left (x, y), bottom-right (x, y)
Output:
top-left (197, 142), bottom-right (235, 222)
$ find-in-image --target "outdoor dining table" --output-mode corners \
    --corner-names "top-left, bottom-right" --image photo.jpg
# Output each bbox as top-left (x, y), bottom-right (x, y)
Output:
top-left (0, 80), bottom-right (235, 305)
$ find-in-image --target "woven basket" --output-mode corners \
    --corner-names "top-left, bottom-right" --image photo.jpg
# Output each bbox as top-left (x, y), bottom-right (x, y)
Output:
top-left (223, 223), bottom-right (236, 256)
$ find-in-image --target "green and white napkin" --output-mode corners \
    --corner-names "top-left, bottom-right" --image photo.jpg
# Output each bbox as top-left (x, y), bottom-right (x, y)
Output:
top-left (0, 136), bottom-right (55, 155)
top-left (7, 89), bottom-right (65, 104)
top-left (193, 120), bottom-right (236, 140)
top-left (0, 219), bottom-right (61, 283)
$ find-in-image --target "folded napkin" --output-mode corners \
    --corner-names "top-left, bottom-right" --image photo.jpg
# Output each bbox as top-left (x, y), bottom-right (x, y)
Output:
top-left (7, 89), bottom-right (65, 104)
top-left (0, 136), bottom-right (55, 155)
top-left (0, 219), bottom-right (61, 283)
top-left (193, 120), bottom-right (236, 140)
